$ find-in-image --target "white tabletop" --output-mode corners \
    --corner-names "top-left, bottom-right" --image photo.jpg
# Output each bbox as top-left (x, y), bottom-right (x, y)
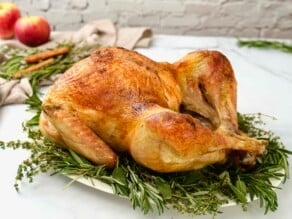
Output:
top-left (1, 35), bottom-right (292, 219)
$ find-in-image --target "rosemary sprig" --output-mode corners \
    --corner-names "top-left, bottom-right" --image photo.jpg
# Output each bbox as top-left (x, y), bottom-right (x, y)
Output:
top-left (0, 112), bottom-right (291, 216)
top-left (238, 39), bottom-right (292, 53)
top-left (0, 56), bottom-right (24, 78)
top-left (24, 92), bottom-right (42, 127)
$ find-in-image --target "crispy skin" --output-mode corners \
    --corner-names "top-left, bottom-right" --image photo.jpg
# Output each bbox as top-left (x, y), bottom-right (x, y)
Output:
top-left (173, 51), bottom-right (238, 131)
top-left (40, 47), bottom-right (267, 172)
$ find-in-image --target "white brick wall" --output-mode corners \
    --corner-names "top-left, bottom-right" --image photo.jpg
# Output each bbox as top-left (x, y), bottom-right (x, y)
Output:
top-left (7, 0), bottom-right (292, 38)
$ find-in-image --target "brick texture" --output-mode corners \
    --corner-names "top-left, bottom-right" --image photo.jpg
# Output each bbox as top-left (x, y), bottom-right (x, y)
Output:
top-left (8, 0), bottom-right (292, 38)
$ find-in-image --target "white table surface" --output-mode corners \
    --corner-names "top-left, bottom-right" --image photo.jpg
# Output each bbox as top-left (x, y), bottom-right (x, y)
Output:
top-left (1, 35), bottom-right (292, 219)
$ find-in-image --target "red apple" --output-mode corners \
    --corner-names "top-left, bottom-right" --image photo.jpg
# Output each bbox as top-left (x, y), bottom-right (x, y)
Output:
top-left (0, 2), bottom-right (21, 39)
top-left (14, 16), bottom-right (51, 47)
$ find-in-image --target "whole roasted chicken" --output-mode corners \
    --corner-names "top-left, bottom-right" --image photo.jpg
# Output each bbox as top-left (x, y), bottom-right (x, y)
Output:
top-left (39, 47), bottom-right (267, 172)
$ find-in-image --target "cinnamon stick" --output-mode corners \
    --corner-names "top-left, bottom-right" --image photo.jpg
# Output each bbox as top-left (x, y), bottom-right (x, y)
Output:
top-left (24, 47), bottom-right (69, 64)
top-left (12, 58), bottom-right (55, 79)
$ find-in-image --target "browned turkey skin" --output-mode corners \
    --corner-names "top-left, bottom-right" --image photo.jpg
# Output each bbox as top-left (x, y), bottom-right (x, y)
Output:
top-left (39, 47), bottom-right (267, 173)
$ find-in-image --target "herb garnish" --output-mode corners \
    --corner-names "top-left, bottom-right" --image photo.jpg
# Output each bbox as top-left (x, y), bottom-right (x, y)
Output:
top-left (238, 39), bottom-right (292, 54)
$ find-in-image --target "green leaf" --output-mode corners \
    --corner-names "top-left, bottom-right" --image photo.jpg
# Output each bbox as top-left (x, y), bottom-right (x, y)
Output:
top-left (112, 167), bottom-right (127, 186)
top-left (219, 171), bottom-right (231, 185)
top-left (182, 170), bottom-right (203, 185)
top-left (236, 177), bottom-right (247, 195)
top-left (229, 183), bottom-right (247, 205)
top-left (155, 177), bottom-right (171, 199)
top-left (69, 149), bottom-right (85, 166)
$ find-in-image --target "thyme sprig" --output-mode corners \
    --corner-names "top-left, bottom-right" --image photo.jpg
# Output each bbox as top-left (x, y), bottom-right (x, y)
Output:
top-left (0, 112), bottom-right (291, 216)
top-left (237, 39), bottom-right (292, 53)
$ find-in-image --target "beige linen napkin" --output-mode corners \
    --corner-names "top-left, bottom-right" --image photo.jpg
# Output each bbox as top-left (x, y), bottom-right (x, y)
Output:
top-left (0, 77), bottom-right (32, 105)
top-left (0, 19), bottom-right (153, 106)
top-left (117, 27), bottom-right (153, 49)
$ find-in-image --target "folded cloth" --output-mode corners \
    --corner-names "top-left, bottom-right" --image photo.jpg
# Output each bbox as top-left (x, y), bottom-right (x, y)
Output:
top-left (0, 77), bottom-right (33, 105)
top-left (0, 19), bottom-right (153, 106)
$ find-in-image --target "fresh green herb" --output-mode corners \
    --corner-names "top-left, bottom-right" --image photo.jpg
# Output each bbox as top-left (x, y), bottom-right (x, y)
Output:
top-left (238, 39), bottom-right (292, 53)
top-left (24, 92), bottom-right (42, 126)
top-left (0, 55), bottom-right (24, 78)
top-left (0, 112), bottom-right (291, 216)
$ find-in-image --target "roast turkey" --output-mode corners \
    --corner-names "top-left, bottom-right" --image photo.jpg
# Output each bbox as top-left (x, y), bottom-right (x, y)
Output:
top-left (39, 47), bottom-right (267, 172)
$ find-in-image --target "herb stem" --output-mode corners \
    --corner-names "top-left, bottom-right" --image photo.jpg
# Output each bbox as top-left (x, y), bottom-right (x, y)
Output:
top-left (238, 39), bottom-right (292, 53)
